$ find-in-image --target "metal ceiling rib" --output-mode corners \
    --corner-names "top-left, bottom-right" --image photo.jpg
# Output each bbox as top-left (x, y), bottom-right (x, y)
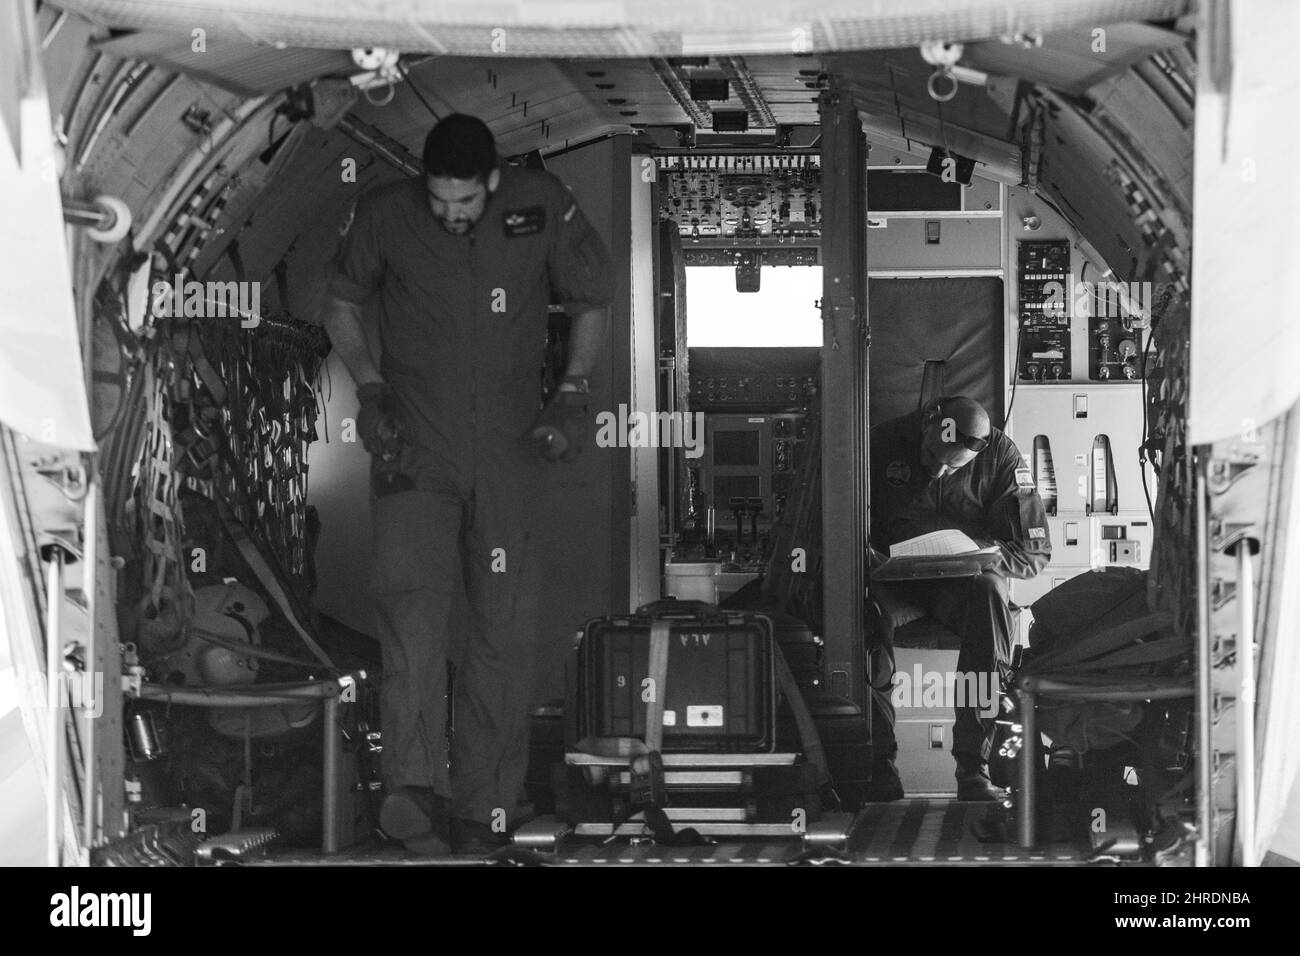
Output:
top-left (52, 0), bottom-right (1192, 56)
top-left (959, 21), bottom-right (1190, 98)
top-left (92, 31), bottom-right (354, 97)
top-left (742, 55), bottom-right (825, 122)
top-left (352, 56), bottom-right (654, 157)
top-left (352, 54), bottom-right (829, 157)
top-left (718, 57), bottom-right (777, 128)
top-left (830, 48), bottom-right (1024, 174)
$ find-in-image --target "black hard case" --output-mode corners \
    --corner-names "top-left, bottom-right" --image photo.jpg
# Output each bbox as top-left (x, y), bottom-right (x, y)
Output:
top-left (577, 600), bottom-right (776, 753)
top-left (769, 613), bottom-right (825, 694)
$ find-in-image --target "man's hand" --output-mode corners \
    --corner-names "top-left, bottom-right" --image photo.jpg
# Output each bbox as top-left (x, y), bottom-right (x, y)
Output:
top-left (529, 386), bottom-right (588, 462)
top-left (356, 382), bottom-right (402, 460)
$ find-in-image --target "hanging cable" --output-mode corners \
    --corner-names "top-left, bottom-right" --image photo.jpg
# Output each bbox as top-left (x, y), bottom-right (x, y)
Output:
top-left (397, 59), bottom-right (441, 123)
top-left (1003, 318), bottom-right (1023, 430)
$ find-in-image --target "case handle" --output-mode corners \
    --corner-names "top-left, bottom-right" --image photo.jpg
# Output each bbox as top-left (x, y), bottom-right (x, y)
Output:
top-left (635, 597), bottom-right (723, 619)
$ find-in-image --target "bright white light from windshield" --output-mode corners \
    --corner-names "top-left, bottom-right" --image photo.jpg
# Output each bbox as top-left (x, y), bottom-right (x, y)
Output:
top-left (686, 266), bottom-right (823, 347)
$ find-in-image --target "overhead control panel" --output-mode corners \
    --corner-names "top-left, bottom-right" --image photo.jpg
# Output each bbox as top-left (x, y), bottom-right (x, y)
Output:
top-left (656, 154), bottom-right (823, 240)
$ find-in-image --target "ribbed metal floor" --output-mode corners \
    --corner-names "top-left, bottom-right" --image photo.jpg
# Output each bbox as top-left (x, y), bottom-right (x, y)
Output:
top-left (260, 798), bottom-right (1093, 866)
top-left (845, 798), bottom-right (1087, 863)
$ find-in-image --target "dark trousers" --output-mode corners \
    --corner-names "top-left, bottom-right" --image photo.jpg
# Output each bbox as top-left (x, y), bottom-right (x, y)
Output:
top-left (867, 571), bottom-right (1013, 767)
top-left (369, 445), bottom-right (548, 826)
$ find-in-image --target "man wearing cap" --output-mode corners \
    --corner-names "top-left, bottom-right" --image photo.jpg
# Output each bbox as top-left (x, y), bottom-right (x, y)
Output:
top-left (866, 396), bottom-right (1050, 801)
top-left (321, 114), bottom-right (613, 853)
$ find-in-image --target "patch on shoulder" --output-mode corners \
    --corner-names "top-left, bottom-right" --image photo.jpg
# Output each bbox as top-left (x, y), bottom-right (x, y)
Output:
top-left (1028, 526), bottom-right (1046, 539)
top-left (503, 205), bottom-right (546, 238)
top-left (885, 460), bottom-right (912, 486)
top-left (1015, 467), bottom-right (1035, 491)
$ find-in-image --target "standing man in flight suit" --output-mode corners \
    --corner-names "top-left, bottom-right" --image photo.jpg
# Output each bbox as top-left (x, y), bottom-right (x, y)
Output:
top-left (321, 114), bottom-right (613, 853)
top-left (866, 396), bottom-right (1050, 801)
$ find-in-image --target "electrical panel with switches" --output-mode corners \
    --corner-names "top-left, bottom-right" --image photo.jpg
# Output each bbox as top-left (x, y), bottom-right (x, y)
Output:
top-left (1016, 240), bottom-right (1072, 382)
top-left (657, 154), bottom-right (822, 240)
top-left (1088, 312), bottom-right (1153, 382)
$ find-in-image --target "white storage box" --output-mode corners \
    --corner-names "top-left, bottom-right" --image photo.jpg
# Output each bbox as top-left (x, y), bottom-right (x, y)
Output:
top-left (663, 561), bottom-right (722, 604)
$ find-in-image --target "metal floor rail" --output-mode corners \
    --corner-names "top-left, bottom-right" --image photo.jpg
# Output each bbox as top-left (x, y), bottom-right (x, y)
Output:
top-left (259, 799), bottom-right (1100, 866)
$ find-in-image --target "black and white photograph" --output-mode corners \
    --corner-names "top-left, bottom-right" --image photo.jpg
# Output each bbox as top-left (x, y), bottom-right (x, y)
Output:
top-left (0, 0), bottom-right (1294, 926)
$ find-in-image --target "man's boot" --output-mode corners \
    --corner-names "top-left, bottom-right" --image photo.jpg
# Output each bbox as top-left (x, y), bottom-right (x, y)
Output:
top-left (380, 786), bottom-right (451, 854)
top-left (955, 757), bottom-right (1006, 802)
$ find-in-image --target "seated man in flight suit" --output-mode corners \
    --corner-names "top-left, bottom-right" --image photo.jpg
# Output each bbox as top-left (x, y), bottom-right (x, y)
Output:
top-left (866, 396), bottom-right (1050, 801)
top-left (322, 114), bottom-right (613, 853)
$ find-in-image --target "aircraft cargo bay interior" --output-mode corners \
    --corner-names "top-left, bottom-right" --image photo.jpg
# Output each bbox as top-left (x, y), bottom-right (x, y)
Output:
top-left (2, 0), bottom-right (1299, 877)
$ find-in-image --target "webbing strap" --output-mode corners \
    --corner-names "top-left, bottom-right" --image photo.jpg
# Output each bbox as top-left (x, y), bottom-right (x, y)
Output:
top-left (170, 322), bottom-right (228, 406)
top-left (217, 496), bottom-right (337, 672)
top-left (774, 642), bottom-right (832, 789)
top-left (632, 625), bottom-right (709, 846)
top-left (141, 361), bottom-right (179, 611)
top-left (644, 621), bottom-right (670, 752)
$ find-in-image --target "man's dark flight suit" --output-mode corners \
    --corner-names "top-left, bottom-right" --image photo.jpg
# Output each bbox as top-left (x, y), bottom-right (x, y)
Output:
top-left (868, 407), bottom-right (1051, 768)
top-left (329, 167), bottom-right (612, 825)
